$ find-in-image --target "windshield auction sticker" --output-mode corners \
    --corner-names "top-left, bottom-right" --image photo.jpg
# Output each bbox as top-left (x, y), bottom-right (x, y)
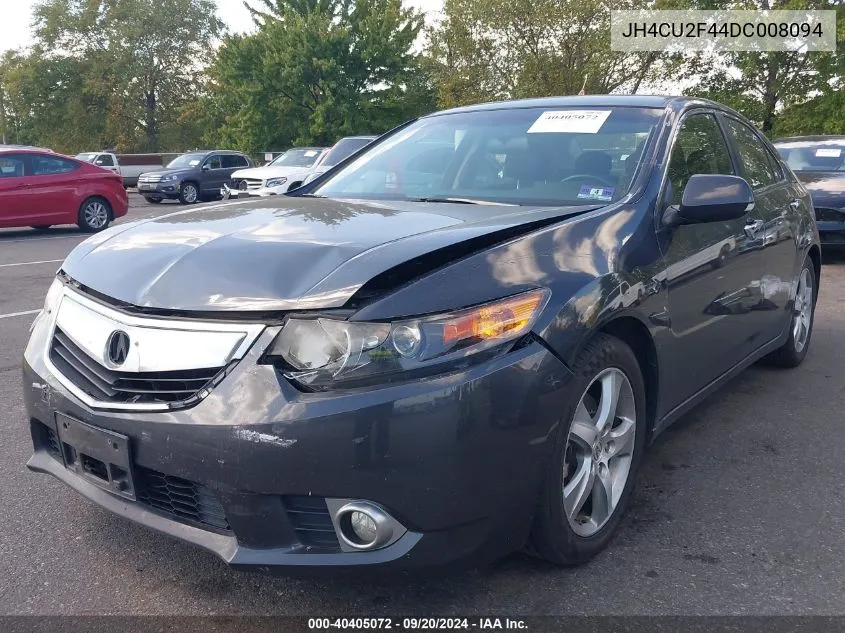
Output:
top-left (527, 110), bottom-right (612, 134)
top-left (611, 10), bottom-right (836, 52)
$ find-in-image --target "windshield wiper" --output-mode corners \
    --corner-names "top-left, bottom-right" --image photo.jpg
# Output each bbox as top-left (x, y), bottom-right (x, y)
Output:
top-left (409, 197), bottom-right (517, 206)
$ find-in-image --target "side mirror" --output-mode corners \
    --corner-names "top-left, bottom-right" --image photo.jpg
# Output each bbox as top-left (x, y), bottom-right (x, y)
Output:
top-left (201, 163), bottom-right (211, 171)
top-left (665, 174), bottom-right (754, 226)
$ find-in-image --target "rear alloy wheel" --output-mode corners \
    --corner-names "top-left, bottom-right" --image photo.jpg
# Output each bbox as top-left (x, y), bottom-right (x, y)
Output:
top-left (77, 197), bottom-right (111, 233)
top-left (528, 333), bottom-right (645, 565)
top-left (765, 256), bottom-right (816, 368)
top-left (179, 182), bottom-right (199, 204)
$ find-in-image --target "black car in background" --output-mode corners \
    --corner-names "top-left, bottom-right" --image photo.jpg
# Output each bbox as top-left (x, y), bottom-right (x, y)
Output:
top-left (23, 96), bottom-right (819, 574)
top-left (774, 136), bottom-right (845, 246)
top-left (138, 150), bottom-right (254, 204)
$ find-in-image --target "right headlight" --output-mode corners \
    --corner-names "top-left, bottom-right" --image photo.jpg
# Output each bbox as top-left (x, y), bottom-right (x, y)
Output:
top-left (263, 289), bottom-right (549, 390)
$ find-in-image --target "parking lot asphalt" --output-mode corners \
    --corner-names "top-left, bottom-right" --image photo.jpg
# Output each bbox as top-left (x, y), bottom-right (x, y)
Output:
top-left (1, 193), bottom-right (845, 615)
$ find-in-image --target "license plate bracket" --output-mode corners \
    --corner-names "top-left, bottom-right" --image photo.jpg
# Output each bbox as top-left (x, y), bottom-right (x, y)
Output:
top-left (55, 414), bottom-right (136, 501)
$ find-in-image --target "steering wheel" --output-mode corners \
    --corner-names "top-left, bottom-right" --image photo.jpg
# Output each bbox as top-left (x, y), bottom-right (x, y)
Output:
top-left (559, 174), bottom-right (616, 187)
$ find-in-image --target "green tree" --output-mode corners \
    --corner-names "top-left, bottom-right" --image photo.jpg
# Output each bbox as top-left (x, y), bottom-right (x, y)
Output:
top-left (426, 0), bottom-right (679, 108)
top-left (201, 0), bottom-right (434, 152)
top-left (32, 0), bottom-right (223, 151)
top-left (683, 0), bottom-right (845, 134)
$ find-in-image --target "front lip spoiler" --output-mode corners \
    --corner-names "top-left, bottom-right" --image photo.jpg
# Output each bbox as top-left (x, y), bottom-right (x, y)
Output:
top-left (26, 451), bottom-right (423, 568)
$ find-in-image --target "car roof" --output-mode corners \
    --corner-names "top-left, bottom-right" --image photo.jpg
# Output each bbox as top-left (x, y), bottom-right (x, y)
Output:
top-left (429, 95), bottom-right (678, 117)
top-left (0, 145), bottom-right (53, 153)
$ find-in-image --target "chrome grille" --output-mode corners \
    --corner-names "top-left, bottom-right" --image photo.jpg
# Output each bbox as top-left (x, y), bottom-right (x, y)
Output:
top-left (49, 327), bottom-right (222, 405)
top-left (233, 177), bottom-right (263, 191)
top-left (138, 174), bottom-right (163, 183)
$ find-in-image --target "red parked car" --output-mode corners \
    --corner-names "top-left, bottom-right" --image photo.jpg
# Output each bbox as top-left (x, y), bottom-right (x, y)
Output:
top-left (0, 147), bottom-right (129, 232)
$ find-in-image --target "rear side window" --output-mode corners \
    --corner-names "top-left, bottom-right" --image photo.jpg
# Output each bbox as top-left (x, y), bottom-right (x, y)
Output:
top-left (0, 154), bottom-right (26, 178)
top-left (205, 155), bottom-right (223, 169)
top-left (666, 113), bottom-right (734, 205)
top-left (32, 155), bottom-right (79, 176)
top-left (723, 117), bottom-right (778, 189)
top-left (222, 154), bottom-right (249, 168)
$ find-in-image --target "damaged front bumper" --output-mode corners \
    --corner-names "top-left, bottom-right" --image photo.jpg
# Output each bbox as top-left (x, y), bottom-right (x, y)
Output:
top-left (22, 287), bottom-right (572, 573)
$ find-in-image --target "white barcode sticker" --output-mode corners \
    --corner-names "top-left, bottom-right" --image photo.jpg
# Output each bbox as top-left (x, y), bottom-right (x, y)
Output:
top-left (527, 110), bottom-right (612, 134)
top-left (815, 148), bottom-right (842, 157)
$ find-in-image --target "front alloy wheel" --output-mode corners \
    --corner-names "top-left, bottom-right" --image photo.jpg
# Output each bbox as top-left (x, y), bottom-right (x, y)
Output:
top-left (764, 255), bottom-right (817, 368)
top-left (564, 368), bottom-right (637, 537)
top-left (529, 333), bottom-right (645, 565)
top-left (179, 182), bottom-right (199, 204)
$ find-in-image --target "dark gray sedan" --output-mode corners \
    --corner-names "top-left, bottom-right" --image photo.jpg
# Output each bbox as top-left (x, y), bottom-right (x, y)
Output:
top-left (23, 96), bottom-right (819, 574)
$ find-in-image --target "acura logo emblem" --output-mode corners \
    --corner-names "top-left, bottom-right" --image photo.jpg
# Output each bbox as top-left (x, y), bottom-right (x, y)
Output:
top-left (106, 330), bottom-right (131, 366)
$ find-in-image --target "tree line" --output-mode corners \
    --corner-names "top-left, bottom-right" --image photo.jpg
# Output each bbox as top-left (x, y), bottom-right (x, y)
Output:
top-left (1, 0), bottom-right (843, 156)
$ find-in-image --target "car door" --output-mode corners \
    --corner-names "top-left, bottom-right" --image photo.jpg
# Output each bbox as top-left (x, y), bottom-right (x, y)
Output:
top-left (657, 111), bottom-right (770, 405)
top-left (93, 153), bottom-right (120, 175)
top-left (26, 154), bottom-right (82, 223)
top-left (720, 115), bottom-right (798, 341)
top-left (200, 154), bottom-right (225, 195)
top-left (0, 153), bottom-right (32, 227)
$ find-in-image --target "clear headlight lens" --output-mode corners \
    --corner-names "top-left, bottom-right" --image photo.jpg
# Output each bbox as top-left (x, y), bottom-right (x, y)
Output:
top-left (265, 177), bottom-right (287, 188)
top-left (264, 289), bottom-right (549, 390)
top-left (161, 174), bottom-right (178, 182)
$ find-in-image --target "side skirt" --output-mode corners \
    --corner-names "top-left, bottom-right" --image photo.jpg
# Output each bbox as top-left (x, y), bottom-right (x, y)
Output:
top-left (651, 328), bottom-right (790, 440)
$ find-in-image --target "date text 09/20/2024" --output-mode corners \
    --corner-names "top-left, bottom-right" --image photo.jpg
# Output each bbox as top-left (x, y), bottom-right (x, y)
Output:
top-left (307, 618), bottom-right (527, 630)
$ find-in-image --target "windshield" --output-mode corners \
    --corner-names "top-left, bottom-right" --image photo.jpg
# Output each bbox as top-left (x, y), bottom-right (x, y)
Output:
top-left (76, 153), bottom-right (98, 163)
top-left (314, 107), bottom-right (662, 206)
top-left (270, 149), bottom-right (323, 167)
top-left (321, 137), bottom-right (375, 166)
top-left (166, 153), bottom-right (206, 169)
top-left (775, 140), bottom-right (845, 172)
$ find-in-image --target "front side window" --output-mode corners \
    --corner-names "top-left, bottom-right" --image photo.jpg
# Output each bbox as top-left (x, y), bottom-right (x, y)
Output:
top-left (32, 155), bottom-right (79, 176)
top-left (0, 154), bottom-right (26, 178)
top-left (666, 113), bottom-right (734, 205)
top-left (723, 118), bottom-right (778, 189)
top-left (95, 154), bottom-right (115, 167)
top-left (314, 108), bottom-right (663, 207)
top-left (774, 140), bottom-right (845, 172)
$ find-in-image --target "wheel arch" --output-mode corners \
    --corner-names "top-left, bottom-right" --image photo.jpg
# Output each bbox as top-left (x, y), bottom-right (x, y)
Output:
top-left (807, 244), bottom-right (821, 299)
top-left (596, 316), bottom-right (660, 441)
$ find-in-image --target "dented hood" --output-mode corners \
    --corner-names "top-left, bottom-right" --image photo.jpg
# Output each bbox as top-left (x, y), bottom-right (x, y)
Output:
top-left (62, 196), bottom-right (594, 312)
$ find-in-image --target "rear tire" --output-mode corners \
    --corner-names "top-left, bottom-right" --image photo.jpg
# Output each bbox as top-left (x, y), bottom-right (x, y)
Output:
top-left (77, 197), bottom-right (112, 233)
top-left (144, 196), bottom-right (163, 204)
top-left (179, 182), bottom-right (199, 204)
top-left (764, 255), bottom-right (817, 368)
top-left (527, 333), bottom-right (646, 565)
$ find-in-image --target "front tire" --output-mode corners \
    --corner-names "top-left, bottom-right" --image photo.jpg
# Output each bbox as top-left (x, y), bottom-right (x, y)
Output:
top-left (528, 333), bottom-right (646, 565)
top-left (179, 182), bottom-right (199, 204)
top-left (765, 256), bottom-right (817, 368)
top-left (77, 197), bottom-right (112, 233)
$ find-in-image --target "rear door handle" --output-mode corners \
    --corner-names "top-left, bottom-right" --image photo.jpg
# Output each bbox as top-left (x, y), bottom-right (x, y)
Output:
top-left (789, 198), bottom-right (801, 209)
top-left (744, 219), bottom-right (764, 238)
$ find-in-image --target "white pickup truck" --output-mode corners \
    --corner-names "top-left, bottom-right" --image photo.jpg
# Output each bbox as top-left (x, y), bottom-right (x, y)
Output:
top-left (75, 152), bottom-right (169, 188)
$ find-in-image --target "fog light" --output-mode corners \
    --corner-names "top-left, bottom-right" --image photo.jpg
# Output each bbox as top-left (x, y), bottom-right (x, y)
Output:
top-left (350, 511), bottom-right (377, 544)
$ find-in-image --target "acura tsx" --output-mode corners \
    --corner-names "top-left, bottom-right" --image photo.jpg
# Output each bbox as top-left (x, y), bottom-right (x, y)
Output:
top-left (22, 96), bottom-right (819, 573)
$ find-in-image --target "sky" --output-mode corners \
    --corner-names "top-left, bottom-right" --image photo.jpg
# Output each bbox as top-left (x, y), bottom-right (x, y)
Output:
top-left (0, 0), bottom-right (444, 54)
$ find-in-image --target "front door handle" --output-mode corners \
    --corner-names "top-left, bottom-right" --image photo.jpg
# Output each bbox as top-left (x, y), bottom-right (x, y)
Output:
top-left (789, 198), bottom-right (801, 209)
top-left (744, 219), bottom-right (765, 238)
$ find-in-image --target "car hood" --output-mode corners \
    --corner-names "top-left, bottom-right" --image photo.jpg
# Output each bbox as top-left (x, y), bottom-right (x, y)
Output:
top-left (231, 165), bottom-right (312, 180)
top-left (62, 196), bottom-right (598, 312)
top-left (141, 168), bottom-right (194, 178)
top-left (795, 171), bottom-right (845, 205)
